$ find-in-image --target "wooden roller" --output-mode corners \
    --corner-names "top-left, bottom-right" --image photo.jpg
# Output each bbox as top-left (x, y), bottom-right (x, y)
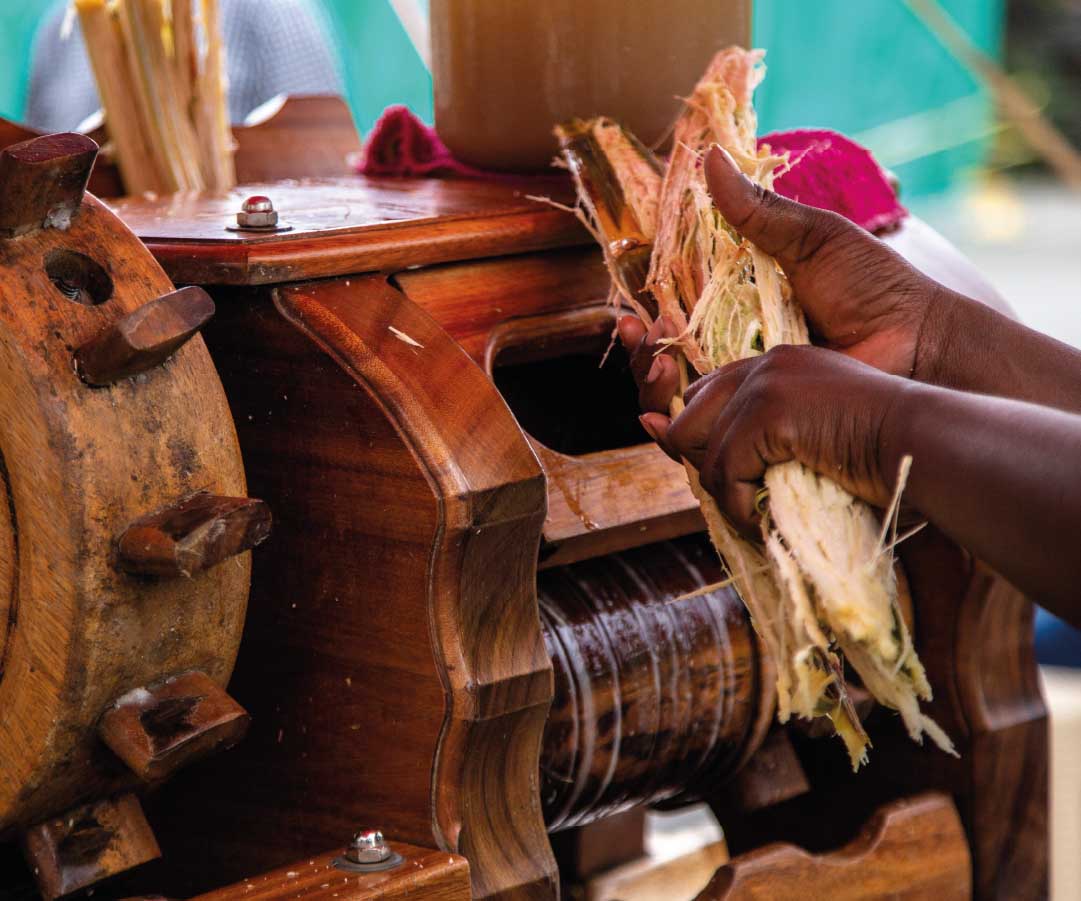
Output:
top-left (540, 536), bottom-right (772, 831)
top-left (0, 134), bottom-right (267, 898)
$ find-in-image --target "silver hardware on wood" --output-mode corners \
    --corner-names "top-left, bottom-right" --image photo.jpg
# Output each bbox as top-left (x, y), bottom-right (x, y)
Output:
top-left (332, 827), bottom-right (404, 873)
top-left (226, 195), bottom-right (293, 233)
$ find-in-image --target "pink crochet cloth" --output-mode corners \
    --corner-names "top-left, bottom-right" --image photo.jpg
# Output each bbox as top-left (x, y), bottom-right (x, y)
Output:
top-left (356, 105), bottom-right (487, 178)
top-left (759, 129), bottom-right (907, 233)
top-left (357, 108), bottom-right (906, 232)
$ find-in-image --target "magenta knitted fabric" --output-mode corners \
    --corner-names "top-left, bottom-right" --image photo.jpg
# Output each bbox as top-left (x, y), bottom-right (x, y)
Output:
top-left (759, 129), bottom-right (907, 233)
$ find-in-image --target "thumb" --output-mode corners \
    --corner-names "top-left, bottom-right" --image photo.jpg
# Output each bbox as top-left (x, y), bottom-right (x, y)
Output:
top-left (704, 144), bottom-right (851, 272)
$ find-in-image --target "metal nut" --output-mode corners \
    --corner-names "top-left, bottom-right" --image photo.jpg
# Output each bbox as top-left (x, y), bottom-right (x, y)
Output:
top-left (236, 195), bottom-right (278, 229)
top-left (346, 829), bottom-right (391, 865)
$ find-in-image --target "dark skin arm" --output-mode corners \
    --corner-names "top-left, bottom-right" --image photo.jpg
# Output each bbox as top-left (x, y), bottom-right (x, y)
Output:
top-left (623, 146), bottom-right (1081, 413)
top-left (620, 147), bottom-right (1081, 626)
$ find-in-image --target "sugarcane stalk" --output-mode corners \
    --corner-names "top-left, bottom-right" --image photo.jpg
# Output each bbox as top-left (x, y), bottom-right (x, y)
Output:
top-left (74, 0), bottom-right (235, 195)
top-left (556, 119), bottom-right (662, 317)
top-left (76, 0), bottom-right (164, 193)
top-left (195, 0), bottom-right (236, 190)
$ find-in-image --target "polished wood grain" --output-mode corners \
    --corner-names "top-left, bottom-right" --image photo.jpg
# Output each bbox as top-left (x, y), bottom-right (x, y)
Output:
top-left (138, 274), bottom-right (556, 900)
top-left (278, 276), bottom-right (555, 900)
top-left (395, 250), bottom-right (705, 566)
top-left (116, 492), bottom-right (271, 578)
top-left (711, 727), bottom-right (810, 815)
top-left (550, 809), bottom-right (647, 884)
top-left (234, 95), bottom-right (361, 184)
top-left (952, 556), bottom-right (1048, 898)
top-left (700, 793), bottom-right (970, 900)
top-left (75, 286), bottom-right (215, 385)
top-left (540, 536), bottom-right (768, 831)
top-left (0, 167), bottom-right (251, 860)
top-left (192, 844), bottom-right (470, 901)
top-left (98, 671), bottom-right (250, 782)
top-left (114, 175), bottom-right (586, 286)
top-left (588, 841), bottom-right (729, 901)
top-left (394, 247), bottom-right (610, 363)
top-left (0, 133), bottom-right (98, 237)
top-left (21, 794), bottom-right (161, 901)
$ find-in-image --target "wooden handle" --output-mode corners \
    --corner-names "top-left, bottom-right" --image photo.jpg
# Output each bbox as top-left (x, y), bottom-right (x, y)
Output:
top-left (21, 794), bottom-right (161, 900)
top-left (98, 670), bottom-right (250, 782)
top-left (75, 286), bottom-right (215, 385)
top-left (698, 792), bottom-right (971, 900)
top-left (116, 491), bottom-right (271, 578)
top-left (0, 133), bottom-right (97, 238)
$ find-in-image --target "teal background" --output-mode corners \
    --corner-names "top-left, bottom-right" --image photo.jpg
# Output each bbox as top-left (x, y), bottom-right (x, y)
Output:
top-left (0, 0), bottom-right (58, 123)
top-left (1, 0), bottom-right (1000, 196)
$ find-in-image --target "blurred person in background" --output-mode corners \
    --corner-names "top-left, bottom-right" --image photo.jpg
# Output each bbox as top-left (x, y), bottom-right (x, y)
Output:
top-left (24, 0), bottom-right (342, 133)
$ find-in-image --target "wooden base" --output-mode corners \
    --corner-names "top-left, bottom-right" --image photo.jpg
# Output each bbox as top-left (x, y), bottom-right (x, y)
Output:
top-left (700, 793), bottom-right (970, 900)
top-left (191, 844), bottom-right (470, 901)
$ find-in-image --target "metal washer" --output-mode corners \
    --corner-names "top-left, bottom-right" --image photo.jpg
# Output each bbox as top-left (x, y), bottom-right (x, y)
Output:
top-left (225, 223), bottom-right (294, 233)
top-left (332, 851), bottom-right (405, 873)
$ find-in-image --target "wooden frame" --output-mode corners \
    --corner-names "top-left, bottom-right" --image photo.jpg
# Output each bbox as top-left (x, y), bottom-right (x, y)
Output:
top-left (104, 178), bottom-right (1046, 900)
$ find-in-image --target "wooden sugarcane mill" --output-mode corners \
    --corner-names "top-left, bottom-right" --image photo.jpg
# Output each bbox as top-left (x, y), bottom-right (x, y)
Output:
top-left (0, 48), bottom-right (1049, 901)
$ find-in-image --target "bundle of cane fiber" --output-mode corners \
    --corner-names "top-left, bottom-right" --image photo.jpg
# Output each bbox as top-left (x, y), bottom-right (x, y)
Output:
top-left (556, 47), bottom-right (955, 770)
top-left (74, 0), bottom-right (235, 195)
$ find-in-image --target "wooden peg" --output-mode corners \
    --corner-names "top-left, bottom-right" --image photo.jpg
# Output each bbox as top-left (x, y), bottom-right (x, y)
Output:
top-left (116, 491), bottom-right (271, 578)
top-left (75, 286), bottom-right (216, 385)
top-left (98, 670), bottom-right (250, 782)
top-left (0, 133), bottom-right (98, 238)
top-left (20, 793), bottom-right (161, 900)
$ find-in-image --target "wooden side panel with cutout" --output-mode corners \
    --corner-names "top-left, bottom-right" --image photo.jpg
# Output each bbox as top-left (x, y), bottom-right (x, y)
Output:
top-left (137, 276), bottom-right (556, 901)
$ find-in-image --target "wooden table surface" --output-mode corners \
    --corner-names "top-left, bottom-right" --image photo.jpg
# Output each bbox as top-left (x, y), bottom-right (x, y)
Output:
top-left (113, 175), bottom-right (587, 286)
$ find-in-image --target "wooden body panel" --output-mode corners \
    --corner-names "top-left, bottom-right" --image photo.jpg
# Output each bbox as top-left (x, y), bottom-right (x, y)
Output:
top-left (140, 276), bottom-right (556, 900)
top-left (395, 250), bottom-right (704, 565)
top-left (233, 95), bottom-right (361, 183)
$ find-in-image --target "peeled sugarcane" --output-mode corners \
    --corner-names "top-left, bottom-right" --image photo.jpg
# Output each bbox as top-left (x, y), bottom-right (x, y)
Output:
top-left (557, 48), bottom-right (955, 769)
top-left (74, 0), bottom-right (236, 195)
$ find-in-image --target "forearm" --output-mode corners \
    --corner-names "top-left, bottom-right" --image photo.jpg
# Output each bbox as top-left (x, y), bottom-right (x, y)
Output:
top-left (880, 380), bottom-right (1081, 622)
top-left (917, 291), bottom-right (1081, 414)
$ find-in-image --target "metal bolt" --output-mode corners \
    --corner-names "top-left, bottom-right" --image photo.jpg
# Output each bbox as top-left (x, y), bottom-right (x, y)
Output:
top-left (235, 195), bottom-right (279, 229)
top-left (345, 829), bottom-right (392, 865)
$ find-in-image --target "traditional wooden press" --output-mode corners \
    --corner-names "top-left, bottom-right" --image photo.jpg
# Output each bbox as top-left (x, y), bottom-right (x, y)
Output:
top-left (0, 134), bottom-right (270, 899)
top-left (72, 163), bottom-right (1046, 901)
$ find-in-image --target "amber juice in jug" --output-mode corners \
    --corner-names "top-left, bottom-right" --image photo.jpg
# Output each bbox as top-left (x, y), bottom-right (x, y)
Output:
top-left (431, 0), bottom-right (753, 172)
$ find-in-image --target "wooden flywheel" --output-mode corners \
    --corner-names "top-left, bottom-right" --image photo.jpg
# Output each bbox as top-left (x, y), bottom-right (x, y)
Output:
top-left (0, 134), bottom-right (269, 899)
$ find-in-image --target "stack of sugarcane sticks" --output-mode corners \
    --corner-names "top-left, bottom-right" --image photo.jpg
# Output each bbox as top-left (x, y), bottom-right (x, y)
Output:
top-left (75, 0), bottom-right (235, 195)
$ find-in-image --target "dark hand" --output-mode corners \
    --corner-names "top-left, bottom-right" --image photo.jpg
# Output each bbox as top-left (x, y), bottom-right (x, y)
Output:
top-left (638, 346), bottom-right (907, 533)
top-left (703, 146), bottom-right (951, 379)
